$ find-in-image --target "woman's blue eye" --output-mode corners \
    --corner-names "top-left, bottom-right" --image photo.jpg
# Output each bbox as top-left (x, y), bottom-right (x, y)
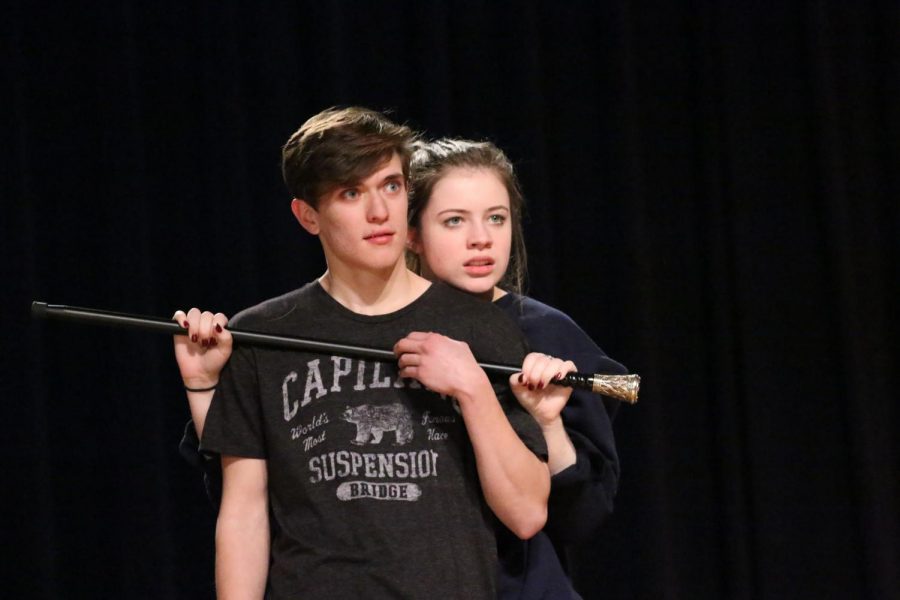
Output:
top-left (488, 214), bottom-right (507, 224)
top-left (443, 216), bottom-right (463, 226)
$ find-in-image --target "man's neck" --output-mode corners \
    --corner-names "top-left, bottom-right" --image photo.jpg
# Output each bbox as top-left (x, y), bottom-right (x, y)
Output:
top-left (319, 261), bottom-right (431, 316)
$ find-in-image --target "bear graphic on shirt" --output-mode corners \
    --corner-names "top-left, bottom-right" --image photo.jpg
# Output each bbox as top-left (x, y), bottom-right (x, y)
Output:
top-left (342, 403), bottom-right (414, 446)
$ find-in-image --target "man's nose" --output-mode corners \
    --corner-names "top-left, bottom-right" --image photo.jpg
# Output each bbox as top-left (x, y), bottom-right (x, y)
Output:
top-left (367, 193), bottom-right (389, 222)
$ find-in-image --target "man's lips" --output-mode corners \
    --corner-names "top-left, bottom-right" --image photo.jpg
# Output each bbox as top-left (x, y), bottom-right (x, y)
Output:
top-left (364, 231), bottom-right (395, 245)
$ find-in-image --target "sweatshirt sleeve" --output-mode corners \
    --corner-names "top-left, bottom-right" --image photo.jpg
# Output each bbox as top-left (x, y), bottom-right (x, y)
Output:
top-left (545, 348), bottom-right (626, 543)
top-left (178, 419), bottom-right (223, 512)
top-left (511, 298), bottom-right (628, 544)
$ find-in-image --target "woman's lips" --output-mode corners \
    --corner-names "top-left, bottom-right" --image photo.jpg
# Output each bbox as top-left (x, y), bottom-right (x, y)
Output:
top-left (463, 257), bottom-right (494, 276)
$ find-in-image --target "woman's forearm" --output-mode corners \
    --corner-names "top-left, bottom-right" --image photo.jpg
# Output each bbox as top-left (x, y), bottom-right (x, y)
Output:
top-left (540, 417), bottom-right (578, 475)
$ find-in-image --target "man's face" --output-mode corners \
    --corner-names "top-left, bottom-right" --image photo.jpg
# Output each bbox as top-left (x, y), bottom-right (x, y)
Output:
top-left (297, 154), bottom-right (409, 276)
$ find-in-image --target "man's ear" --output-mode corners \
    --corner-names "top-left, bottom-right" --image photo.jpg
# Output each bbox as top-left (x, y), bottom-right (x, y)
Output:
top-left (407, 227), bottom-right (423, 254)
top-left (291, 198), bottom-right (319, 235)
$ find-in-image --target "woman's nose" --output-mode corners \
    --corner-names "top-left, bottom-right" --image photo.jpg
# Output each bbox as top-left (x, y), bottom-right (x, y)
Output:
top-left (467, 223), bottom-right (492, 249)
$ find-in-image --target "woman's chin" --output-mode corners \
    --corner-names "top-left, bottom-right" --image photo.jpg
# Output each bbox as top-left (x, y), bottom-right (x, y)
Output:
top-left (449, 279), bottom-right (497, 299)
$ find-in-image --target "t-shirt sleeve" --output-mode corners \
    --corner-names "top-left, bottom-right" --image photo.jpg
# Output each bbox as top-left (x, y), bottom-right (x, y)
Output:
top-left (200, 344), bottom-right (266, 459)
top-left (494, 382), bottom-right (548, 462)
top-left (468, 300), bottom-right (548, 462)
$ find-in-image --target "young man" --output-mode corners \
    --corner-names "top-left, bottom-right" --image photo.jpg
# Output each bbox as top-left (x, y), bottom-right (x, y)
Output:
top-left (175, 107), bottom-right (550, 599)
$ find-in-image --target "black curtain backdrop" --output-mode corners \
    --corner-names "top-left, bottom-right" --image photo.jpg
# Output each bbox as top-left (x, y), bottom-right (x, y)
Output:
top-left (4, 2), bottom-right (897, 598)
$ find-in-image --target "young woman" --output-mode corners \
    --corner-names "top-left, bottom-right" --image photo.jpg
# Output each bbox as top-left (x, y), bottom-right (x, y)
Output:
top-left (178, 137), bottom-right (626, 599)
top-left (406, 138), bottom-right (627, 599)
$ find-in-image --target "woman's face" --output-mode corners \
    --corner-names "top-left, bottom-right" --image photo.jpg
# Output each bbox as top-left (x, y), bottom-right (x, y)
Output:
top-left (410, 167), bottom-right (512, 298)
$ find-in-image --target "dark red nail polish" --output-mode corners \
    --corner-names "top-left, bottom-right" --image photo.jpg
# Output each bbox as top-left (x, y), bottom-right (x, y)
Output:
top-left (191, 334), bottom-right (198, 343)
top-left (215, 323), bottom-right (223, 333)
top-left (537, 382), bottom-right (544, 390)
top-left (182, 321), bottom-right (189, 328)
top-left (518, 374), bottom-right (524, 384)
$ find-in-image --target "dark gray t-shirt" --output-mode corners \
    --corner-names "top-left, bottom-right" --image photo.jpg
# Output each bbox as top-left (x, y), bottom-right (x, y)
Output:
top-left (201, 281), bottom-right (546, 600)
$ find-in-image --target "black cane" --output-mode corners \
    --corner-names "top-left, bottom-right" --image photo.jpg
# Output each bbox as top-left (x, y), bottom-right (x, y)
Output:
top-left (31, 301), bottom-right (639, 403)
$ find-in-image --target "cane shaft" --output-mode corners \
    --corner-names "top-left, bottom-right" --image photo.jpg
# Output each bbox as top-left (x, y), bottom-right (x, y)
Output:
top-left (31, 302), bottom-right (398, 361)
top-left (32, 301), bottom-right (639, 403)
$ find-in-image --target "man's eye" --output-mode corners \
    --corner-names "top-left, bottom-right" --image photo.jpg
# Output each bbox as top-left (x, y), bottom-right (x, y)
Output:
top-left (385, 181), bottom-right (402, 193)
top-left (341, 189), bottom-right (359, 200)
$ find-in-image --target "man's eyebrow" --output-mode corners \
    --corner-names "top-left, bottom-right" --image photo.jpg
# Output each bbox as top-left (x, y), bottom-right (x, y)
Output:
top-left (334, 171), bottom-right (403, 190)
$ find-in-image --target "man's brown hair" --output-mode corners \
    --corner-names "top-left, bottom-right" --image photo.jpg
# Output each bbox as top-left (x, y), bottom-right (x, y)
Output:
top-left (282, 107), bottom-right (417, 208)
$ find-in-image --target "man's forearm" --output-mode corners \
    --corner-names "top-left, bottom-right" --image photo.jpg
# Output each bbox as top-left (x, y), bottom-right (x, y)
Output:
top-left (216, 506), bottom-right (270, 599)
top-left (216, 456), bottom-right (270, 599)
top-left (457, 378), bottom-right (550, 539)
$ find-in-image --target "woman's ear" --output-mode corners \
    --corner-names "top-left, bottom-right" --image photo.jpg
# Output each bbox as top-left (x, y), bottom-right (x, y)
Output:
top-left (407, 227), bottom-right (423, 254)
top-left (291, 198), bottom-right (319, 235)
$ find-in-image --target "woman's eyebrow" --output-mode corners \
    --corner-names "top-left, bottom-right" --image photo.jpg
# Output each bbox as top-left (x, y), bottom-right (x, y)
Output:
top-left (436, 205), bottom-right (509, 216)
